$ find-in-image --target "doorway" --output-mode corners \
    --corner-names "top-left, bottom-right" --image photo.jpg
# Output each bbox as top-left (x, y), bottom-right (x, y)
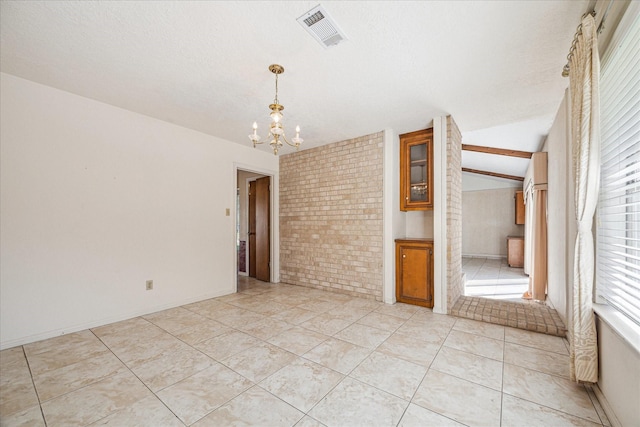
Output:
top-left (237, 170), bottom-right (271, 284)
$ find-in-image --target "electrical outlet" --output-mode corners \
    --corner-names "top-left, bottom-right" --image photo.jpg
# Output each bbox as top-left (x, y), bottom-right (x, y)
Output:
top-left (146, 280), bottom-right (153, 290)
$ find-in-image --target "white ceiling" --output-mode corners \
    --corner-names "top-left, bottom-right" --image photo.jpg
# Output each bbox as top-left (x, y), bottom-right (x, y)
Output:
top-left (0, 0), bottom-right (591, 178)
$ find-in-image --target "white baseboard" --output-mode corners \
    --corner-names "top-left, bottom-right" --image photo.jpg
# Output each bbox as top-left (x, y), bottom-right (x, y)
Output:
top-left (592, 383), bottom-right (622, 427)
top-left (0, 288), bottom-right (233, 350)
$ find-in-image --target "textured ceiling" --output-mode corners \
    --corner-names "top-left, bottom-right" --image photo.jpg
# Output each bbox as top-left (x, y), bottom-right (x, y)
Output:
top-left (0, 1), bottom-right (590, 177)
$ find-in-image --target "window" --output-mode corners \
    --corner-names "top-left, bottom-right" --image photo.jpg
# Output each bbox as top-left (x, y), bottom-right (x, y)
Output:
top-left (596, 10), bottom-right (640, 326)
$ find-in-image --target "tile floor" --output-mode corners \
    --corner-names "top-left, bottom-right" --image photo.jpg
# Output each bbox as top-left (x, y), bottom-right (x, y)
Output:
top-left (460, 257), bottom-right (566, 337)
top-left (462, 257), bottom-right (529, 300)
top-left (0, 277), bottom-right (608, 427)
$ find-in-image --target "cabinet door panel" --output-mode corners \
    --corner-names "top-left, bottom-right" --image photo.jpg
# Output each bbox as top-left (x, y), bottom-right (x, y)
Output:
top-left (400, 247), bottom-right (429, 300)
top-left (395, 240), bottom-right (434, 308)
top-left (400, 128), bottom-right (433, 211)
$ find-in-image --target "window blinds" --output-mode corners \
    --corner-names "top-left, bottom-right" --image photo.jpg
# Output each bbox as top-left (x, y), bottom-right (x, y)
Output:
top-left (596, 11), bottom-right (640, 326)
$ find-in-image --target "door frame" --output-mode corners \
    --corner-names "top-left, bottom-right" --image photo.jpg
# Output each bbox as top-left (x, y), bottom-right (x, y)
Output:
top-left (233, 163), bottom-right (279, 292)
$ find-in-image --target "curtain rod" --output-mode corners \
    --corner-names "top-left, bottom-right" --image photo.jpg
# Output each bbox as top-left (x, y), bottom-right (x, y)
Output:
top-left (561, 1), bottom-right (615, 77)
top-left (562, 10), bottom-right (596, 77)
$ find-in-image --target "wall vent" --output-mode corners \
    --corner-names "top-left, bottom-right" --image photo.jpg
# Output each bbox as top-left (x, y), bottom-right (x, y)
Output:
top-left (297, 5), bottom-right (348, 49)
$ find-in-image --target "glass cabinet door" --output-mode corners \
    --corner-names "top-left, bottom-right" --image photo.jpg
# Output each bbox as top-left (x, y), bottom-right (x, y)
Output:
top-left (400, 128), bottom-right (433, 211)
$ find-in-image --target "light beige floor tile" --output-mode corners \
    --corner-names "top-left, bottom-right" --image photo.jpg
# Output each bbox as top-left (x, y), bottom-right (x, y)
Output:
top-left (309, 377), bottom-right (408, 427)
top-left (315, 292), bottom-right (354, 304)
top-left (41, 371), bottom-right (151, 426)
top-left (374, 302), bottom-right (420, 320)
top-left (334, 323), bottom-right (391, 349)
top-left (24, 330), bottom-right (110, 376)
top-left (503, 364), bottom-right (600, 423)
top-left (325, 306), bottom-right (372, 323)
top-left (505, 327), bottom-right (568, 354)
top-left (398, 403), bottom-right (465, 427)
top-left (0, 373), bottom-right (40, 418)
top-left (22, 329), bottom-right (101, 358)
top-left (157, 362), bottom-right (253, 425)
top-left (341, 298), bottom-right (383, 311)
top-left (32, 351), bottom-right (127, 401)
top-left (129, 345), bottom-right (215, 392)
top-left (300, 313), bottom-right (353, 336)
top-left (223, 342), bottom-right (296, 383)
top-left (260, 357), bottom-right (343, 412)
top-left (357, 311), bottom-right (407, 332)
top-left (92, 321), bottom-right (170, 352)
top-left (270, 293), bottom-right (313, 307)
top-left (182, 298), bottom-right (226, 317)
top-left (295, 415), bottom-right (327, 427)
top-left (92, 395), bottom-right (183, 426)
top-left (0, 348), bottom-right (39, 417)
top-left (95, 317), bottom-right (166, 340)
top-left (194, 330), bottom-right (262, 361)
top-left (396, 320), bottom-right (452, 346)
top-left (238, 317), bottom-right (294, 340)
top-left (351, 352), bottom-right (427, 400)
top-left (0, 347), bottom-right (28, 368)
top-left (443, 329), bottom-right (504, 361)
top-left (504, 342), bottom-right (570, 378)
top-left (431, 346), bottom-right (503, 391)
top-left (268, 326), bottom-right (330, 356)
top-left (240, 300), bottom-right (293, 316)
top-left (214, 308), bottom-right (266, 329)
top-left (409, 311), bottom-right (458, 329)
top-left (0, 404), bottom-right (46, 427)
top-left (502, 394), bottom-right (602, 426)
top-left (412, 369), bottom-right (501, 427)
top-left (101, 333), bottom-right (184, 365)
top-left (171, 318), bottom-right (231, 345)
top-left (303, 338), bottom-right (371, 375)
top-left (376, 332), bottom-right (440, 367)
top-left (270, 306), bottom-right (319, 325)
top-left (298, 299), bottom-right (339, 313)
top-left (214, 292), bottom-right (254, 304)
top-left (452, 317), bottom-right (505, 341)
top-left (192, 385), bottom-right (304, 427)
top-left (143, 307), bottom-right (209, 333)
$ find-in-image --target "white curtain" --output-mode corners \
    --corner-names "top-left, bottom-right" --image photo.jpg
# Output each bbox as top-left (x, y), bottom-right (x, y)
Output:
top-left (569, 13), bottom-right (600, 384)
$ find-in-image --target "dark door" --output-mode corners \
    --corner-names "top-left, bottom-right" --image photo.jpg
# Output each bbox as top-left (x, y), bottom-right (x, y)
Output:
top-left (255, 177), bottom-right (271, 282)
top-left (248, 177), bottom-right (270, 282)
top-left (249, 180), bottom-right (257, 278)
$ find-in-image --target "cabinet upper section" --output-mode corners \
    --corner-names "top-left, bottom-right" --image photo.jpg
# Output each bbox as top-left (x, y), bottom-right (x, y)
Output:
top-left (400, 128), bottom-right (433, 211)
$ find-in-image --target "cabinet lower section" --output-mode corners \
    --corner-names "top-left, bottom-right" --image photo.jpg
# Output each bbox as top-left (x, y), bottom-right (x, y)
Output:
top-left (395, 239), bottom-right (434, 308)
top-left (507, 236), bottom-right (524, 268)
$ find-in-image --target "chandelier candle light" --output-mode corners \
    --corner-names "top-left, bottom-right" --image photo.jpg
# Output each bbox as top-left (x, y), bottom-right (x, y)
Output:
top-left (249, 64), bottom-right (303, 155)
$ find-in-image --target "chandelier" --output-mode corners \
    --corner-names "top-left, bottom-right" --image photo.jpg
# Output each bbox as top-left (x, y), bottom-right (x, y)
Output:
top-left (249, 64), bottom-right (303, 155)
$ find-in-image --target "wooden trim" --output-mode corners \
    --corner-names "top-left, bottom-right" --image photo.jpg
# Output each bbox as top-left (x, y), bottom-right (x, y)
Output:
top-left (462, 144), bottom-right (533, 159)
top-left (462, 167), bottom-right (524, 182)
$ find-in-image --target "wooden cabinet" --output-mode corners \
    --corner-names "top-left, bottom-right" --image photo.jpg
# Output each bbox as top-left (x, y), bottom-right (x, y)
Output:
top-left (507, 236), bottom-right (524, 268)
top-left (395, 239), bottom-right (434, 308)
top-left (515, 191), bottom-right (525, 225)
top-left (400, 128), bottom-right (433, 211)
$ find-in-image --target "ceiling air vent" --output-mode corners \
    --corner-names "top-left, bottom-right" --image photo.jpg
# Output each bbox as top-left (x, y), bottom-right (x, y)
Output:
top-left (297, 5), bottom-right (348, 49)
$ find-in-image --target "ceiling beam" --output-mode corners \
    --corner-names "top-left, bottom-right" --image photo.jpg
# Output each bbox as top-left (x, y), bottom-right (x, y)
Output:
top-left (462, 144), bottom-right (533, 159)
top-left (462, 167), bottom-right (524, 182)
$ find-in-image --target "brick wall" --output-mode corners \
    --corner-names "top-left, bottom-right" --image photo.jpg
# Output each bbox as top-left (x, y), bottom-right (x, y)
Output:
top-left (279, 132), bottom-right (384, 300)
top-left (446, 116), bottom-right (464, 311)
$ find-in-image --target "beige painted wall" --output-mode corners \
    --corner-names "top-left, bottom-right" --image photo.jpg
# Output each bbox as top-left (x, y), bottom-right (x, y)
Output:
top-left (462, 188), bottom-right (524, 258)
top-left (542, 90), bottom-right (571, 323)
top-left (0, 73), bottom-right (279, 349)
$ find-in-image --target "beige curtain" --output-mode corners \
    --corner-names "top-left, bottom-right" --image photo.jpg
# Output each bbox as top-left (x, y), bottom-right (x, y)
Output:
top-left (569, 13), bottom-right (600, 384)
top-left (527, 188), bottom-right (548, 301)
